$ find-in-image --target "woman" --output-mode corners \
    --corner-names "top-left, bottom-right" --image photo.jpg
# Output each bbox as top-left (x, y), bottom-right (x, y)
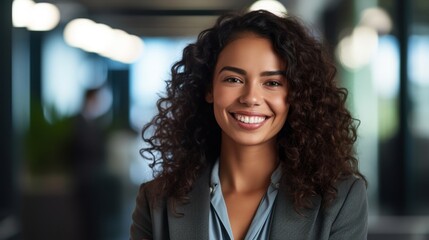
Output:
top-left (131, 10), bottom-right (368, 240)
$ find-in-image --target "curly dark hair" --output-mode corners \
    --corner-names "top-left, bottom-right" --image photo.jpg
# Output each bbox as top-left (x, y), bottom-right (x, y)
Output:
top-left (140, 10), bottom-right (366, 211)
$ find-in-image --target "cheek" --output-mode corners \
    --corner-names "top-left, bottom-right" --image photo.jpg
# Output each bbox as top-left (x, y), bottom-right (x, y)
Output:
top-left (271, 95), bottom-right (289, 115)
top-left (213, 87), bottom-right (236, 107)
top-left (273, 102), bottom-right (289, 134)
top-left (212, 98), bottom-right (230, 121)
top-left (283, 104), bottom-right (290, 119)
top-left (212, 104), bottom-right (228, 131)
top-left (211, 90), bottom-right (236, 128)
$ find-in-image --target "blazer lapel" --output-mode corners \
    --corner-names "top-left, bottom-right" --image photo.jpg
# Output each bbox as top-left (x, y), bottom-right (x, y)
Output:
top-left (168, 167), bottom-right (211, 240)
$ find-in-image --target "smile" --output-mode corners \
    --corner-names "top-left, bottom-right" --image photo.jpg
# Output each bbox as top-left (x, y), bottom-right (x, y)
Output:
top-left (232, 113), bottom-right (267, 124)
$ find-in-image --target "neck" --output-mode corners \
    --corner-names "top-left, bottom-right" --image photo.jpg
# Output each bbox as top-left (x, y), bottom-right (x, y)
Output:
top-left (219, 135), bottom-right (278, 193)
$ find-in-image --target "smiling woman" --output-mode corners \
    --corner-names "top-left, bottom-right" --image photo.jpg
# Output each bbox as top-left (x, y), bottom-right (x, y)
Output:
top-left (131, 10), bottom-right (368, 240)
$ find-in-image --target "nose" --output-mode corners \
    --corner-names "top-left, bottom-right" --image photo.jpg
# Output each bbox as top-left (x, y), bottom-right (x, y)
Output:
top-left (239, 82), bottom-right (262, 106)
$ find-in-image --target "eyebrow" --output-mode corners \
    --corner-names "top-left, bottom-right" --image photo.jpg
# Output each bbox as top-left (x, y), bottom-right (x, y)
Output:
top-left (219, 66), bottom-right (286, 77)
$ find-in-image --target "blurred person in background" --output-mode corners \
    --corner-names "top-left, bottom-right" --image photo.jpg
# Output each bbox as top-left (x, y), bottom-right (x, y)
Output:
top-left (67, 87), bottom-right (107, 240)
top-left (131, 10), bottom-right (368, 239)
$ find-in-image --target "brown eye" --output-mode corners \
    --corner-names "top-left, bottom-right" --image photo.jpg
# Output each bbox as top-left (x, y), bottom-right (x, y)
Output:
top-left (264, 80), bottom-right (282, 87)
top-left (224, 77), bottom-right (243, 83)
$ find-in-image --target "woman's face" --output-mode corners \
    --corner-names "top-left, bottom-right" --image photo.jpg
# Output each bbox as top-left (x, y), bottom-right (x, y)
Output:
top-left (206, 33), bottom-right (290, 147)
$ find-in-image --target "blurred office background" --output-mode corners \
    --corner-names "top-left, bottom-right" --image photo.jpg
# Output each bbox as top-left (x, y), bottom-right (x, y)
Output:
top-left (1, 0), bottom-right (428, 239)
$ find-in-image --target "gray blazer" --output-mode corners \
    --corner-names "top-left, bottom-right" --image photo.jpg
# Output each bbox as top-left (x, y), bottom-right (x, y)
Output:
top-left (130, 167), bottom-right (368, 240)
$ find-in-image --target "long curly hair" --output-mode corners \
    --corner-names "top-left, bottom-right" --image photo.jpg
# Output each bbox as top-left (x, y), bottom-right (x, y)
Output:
top-left (140, 10), bottom-right (366, 211)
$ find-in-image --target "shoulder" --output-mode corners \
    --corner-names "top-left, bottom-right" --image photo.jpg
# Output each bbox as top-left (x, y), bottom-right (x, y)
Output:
top-left (130, 179), bottom-right (167, 240)
top-left (139, 179), bottom-right (160, 199)
top-left (135, 178), bottom-right (169, 213)
top-left (325, 175), bottom-right (367, 216)
top-left (337, 175), bottom-right (366, 193)
top-left (334, 175), bottom-right (367, 206)
top-left (269, 175), bottom-right (368, 239)
top-left (326, 175), bottom-right (368, 239)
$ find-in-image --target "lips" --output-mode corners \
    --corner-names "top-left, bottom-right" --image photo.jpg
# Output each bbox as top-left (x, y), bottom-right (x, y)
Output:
top-left (229, 112), bottom-right (270, 130)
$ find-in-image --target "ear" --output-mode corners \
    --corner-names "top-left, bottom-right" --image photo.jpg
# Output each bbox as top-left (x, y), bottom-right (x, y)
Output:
top-left (205, 91), bottom-right (213, 103)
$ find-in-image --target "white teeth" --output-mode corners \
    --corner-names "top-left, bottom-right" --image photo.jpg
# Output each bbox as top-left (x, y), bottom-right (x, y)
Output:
top-left (234, 114), bottom-right (266, 124)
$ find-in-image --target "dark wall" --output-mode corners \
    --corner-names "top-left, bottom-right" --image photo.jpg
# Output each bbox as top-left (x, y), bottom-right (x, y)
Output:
top-left (0, 0), bottom-right (13, 210)
top-left (0, 1), bottom-right (18, 239)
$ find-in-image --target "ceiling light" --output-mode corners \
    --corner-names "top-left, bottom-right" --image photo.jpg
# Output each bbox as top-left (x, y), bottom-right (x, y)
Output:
top-left (12, 0), bottom-right (35, 27)
top-left (337, 26), bottom-right (379, 70)
top-left (249, 0), bottom-right (287, 17)
top-left (26, 3), bottom-right (61, 31)
top-left (64, 18), bottom-right (144, 64)
top-left (13, 0), bottom-right (60, 31)
top-left (359, 7), bottom-right (392, 35)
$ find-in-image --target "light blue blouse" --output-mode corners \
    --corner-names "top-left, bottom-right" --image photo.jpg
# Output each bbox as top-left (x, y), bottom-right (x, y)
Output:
top-left (208, 159), bottom-right (282, 240)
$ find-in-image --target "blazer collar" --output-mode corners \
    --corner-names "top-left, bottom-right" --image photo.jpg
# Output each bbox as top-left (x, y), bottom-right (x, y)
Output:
top-left (167, 166), bottom-right (211, 240)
